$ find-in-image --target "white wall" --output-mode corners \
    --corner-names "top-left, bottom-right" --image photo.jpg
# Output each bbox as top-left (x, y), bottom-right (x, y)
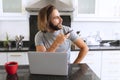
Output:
top-left (71, 21), bottom-right (120, 40)
top-left (0, 20), bottom-right (29, 41)
top-left (1, 0), bottom-right (120, 41)
top-left (0, 0), bottom-right (73, 41)
top-left (0, 20), bottom-right (120, 41)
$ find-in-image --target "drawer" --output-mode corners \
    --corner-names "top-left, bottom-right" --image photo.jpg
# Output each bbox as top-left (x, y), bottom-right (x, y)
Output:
top-left (7, 52), bottom-right (29, 65)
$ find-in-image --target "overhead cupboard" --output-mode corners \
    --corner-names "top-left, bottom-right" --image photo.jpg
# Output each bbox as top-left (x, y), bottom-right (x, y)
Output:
top-left (73, 0), bottom-right (120, 21)
top-left (0, 0), bottom-right (28, 20)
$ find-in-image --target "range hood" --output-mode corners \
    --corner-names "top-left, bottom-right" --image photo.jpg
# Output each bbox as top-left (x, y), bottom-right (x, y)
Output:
top-left (26, 0), bottom-right (74, 12)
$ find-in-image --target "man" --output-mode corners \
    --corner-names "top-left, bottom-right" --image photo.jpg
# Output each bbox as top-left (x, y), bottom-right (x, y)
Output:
top-left (35, 4), bottom-right (89, 64)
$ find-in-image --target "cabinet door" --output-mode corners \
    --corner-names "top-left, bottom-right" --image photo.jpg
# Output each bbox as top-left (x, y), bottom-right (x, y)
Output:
top-left (70, 51), bottom-right (79, 63)
top-left (73, 0), bottom-right (96, 21)
top-left (101, 51), bottom-right (120, 80)
top-left (7, 52), bottom-right (29, 65)
top-left (0, 0), bottom-right (28, 20)
top-left (73, 0), bottom-right (120, 21)
top-left (70, 51), bottom-right (101, 78)
top-left (81, 51), bottom-right (101, 78)
top-left (0, 53), bottom-right (7, 65)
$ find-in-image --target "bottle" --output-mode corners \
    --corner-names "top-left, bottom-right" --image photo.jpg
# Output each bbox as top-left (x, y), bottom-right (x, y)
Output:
top-left (95, 31), bottom-right (102, 43)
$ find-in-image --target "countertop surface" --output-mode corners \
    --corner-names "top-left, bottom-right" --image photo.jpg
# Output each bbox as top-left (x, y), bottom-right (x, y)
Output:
top-left (0, 64), bottom-right (100, 80)
top-left (0, 47), bottom-right (29, 52)
top-left (89, 45), bottom-right (120, 51)
top-left (0, 40), bottom-right (120, 52)
top-left (0, 45), bottom-right (120, 52)
top-left (72, 45), bottom-right (120, 51)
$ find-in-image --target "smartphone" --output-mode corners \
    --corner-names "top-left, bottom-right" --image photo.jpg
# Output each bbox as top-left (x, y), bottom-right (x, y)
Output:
top-left (65, 30), bottom-right (73, 35)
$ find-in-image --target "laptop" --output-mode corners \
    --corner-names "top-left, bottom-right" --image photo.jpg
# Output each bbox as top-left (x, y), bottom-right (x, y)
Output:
top-left (28, 51), bottom-right (69, 76)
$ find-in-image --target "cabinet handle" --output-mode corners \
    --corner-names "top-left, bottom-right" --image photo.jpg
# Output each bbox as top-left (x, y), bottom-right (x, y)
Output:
top-left (10, 55), bottom-right (22, 57)
top-left (87, 54), bottom-right (95, 55)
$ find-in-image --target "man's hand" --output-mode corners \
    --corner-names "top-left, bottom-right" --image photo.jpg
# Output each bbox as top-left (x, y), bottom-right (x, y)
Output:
top-left (55, 33), bottom-right (70, 45)
top-left (47, 33), bottom-right (70, 52)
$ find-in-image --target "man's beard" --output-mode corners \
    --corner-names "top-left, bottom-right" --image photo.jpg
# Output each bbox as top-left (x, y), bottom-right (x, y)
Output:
top-left (49, 22), bottom-right (62, 30)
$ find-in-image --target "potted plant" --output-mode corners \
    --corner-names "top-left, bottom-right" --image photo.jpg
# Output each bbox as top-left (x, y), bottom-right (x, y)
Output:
top-left (3, 33), bottom-right (11, 49)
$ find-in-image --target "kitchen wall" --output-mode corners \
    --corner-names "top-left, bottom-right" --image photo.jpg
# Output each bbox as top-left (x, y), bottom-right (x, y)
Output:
top-left (0, 20), bottom-right (29, 41)
top-left (71, 21), bottom-right (120, 40)
top-left (1, 20), bottom-right (120, 41)
top-left (1, 0), bottom-right (120, 41)
top-left (0, 0), bottom-right (73, 41)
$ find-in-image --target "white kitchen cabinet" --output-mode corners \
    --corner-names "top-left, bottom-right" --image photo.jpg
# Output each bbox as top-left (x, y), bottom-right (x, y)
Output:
top-left (73, 0), bottom-right (96, 21)
top-left (101, 51), bottom-right (120, 80)
top-left (81, 51), bottom-right (101, 78)
top-left (73, 0), bottom-right (120, 21)
top-left (0, 52), bottom-right (7, 65)
top-left (7, 52), bottom-right (29, 65)
top-left (0, 0), bottom-right (28, 20)
top-left (70, 51), bottom-right (101, 78)
top-left (0, 52), bottom-right (29, 65)
top-left (70, 51), bottom-right (78, 63)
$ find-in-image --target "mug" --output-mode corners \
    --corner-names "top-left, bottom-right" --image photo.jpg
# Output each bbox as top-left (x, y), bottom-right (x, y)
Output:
top-left (5, 61), bottom-right (18, 75)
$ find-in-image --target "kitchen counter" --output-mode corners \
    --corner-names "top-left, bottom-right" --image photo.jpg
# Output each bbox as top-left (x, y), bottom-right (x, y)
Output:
top-left (0, 47), bottom-right (29, 52)
top-left (1, 45), bottom-right (120, 52)
top-left (0, 41), bottom-right (30, 52)
top-left (0, 40), bottom-right (120, 52)
top-left (89, 45), bottom-right (120, 51)
top-left (72, 45), bottom-right (120, 51)
top-left (0, 44), bottom-right (120, 52)
top-left (0, 64), bottom-right (100, 80)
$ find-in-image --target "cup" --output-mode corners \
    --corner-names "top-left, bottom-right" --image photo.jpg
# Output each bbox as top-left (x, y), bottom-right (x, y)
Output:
top-left (5, 61), bottom-right (18, 75)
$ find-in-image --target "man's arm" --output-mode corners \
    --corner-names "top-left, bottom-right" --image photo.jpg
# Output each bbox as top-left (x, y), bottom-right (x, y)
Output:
top-left (36, 33), bottom-right (69, 52)
top-left (73, 38), bottom-right (89, 64)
